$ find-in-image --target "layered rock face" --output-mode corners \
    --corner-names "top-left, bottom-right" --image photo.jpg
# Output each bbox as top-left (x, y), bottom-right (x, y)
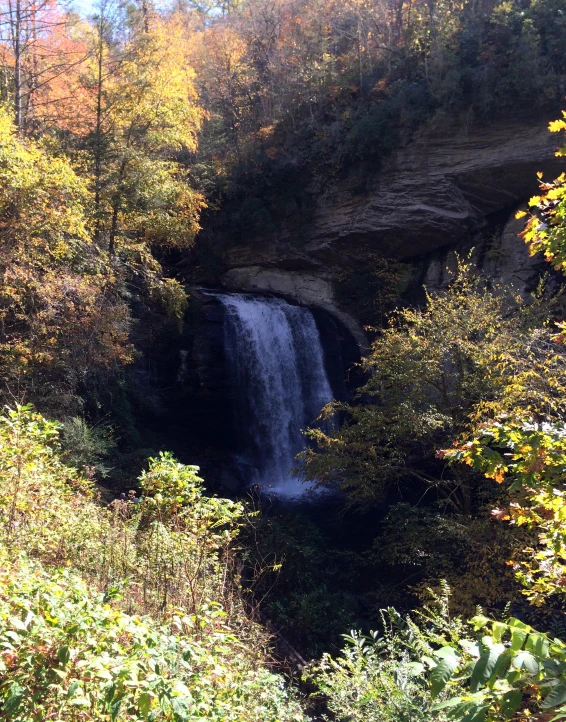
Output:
top-left (221, 268), bottom-right (369, 351)
top-left (221, 120), bottom-right (561, 273)
top-left (215, 119), bottom-right (561, 325)
top-left (417, 209), bottom-right (549, 298)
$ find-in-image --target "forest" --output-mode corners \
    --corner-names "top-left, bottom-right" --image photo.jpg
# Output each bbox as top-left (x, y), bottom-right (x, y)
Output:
top-left (1, 0), bottom-right (566, 718)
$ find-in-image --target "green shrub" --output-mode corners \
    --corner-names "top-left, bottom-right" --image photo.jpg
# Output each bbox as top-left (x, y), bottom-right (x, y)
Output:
top-left (60, 416), bottom-right (117, 478)
top-left (0, 404), bottom-right (308, 721)
top-left (309, 587), bottom-right (566, 722)
top-left (0, 557), bottom-right (306, 721)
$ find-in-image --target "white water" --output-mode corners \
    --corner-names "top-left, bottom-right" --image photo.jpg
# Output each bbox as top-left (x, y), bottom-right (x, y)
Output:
top-left (218, 293), bottom-right (333, 498)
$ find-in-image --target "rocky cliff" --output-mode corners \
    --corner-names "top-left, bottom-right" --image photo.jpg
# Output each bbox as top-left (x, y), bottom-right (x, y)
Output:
top-left (205, 118), bottom-right (562, 331)
top-left (221, 120), bottom-right (561, 271)
top-left (141, 119), bottom-right (561, 492)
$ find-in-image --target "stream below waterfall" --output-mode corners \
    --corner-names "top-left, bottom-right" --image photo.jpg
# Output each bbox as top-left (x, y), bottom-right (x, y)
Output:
top-left (216, 293), bottom-right (334, 498)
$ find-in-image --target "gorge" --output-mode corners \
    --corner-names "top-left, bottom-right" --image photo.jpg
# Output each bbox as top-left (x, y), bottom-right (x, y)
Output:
top-left (2, 0), bottom-right (566, 715)
top-left (170, 118), bottom-right (563, 492)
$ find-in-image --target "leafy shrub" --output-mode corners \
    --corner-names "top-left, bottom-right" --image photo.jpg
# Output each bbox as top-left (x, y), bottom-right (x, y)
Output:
top-left (60, 417), bottom-right (117, 478)
top-left (0, 404), bottom-right (308, 721)
top-left (302, 260), bottom-right (566, 508)
top-left (310, 588), bottom-right (566, 722)
top-left (0, 557), bottom-right (306, 721)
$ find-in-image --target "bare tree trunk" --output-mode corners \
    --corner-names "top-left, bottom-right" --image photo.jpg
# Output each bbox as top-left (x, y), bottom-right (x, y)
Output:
top-left (93, 9), bottom-right (105, 244)
top-left (358, 18), bottom-right (363, 95)
top-left (140, 0), bottom-right (149, 32)
top-left (8, 0), bottom-right (22, 129)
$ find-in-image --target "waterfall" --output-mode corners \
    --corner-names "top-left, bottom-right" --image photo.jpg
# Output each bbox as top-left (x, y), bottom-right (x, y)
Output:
top-left (217, 293), bottom-right (333, 498)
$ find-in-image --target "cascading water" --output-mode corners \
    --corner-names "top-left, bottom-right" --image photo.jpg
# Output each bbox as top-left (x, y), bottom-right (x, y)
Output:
top-left (217, 293), bottom-right (333, 498)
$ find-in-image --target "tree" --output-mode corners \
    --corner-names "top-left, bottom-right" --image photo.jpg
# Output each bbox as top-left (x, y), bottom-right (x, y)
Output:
top-left (444, 418), bottom-right (566, 605)
top-left (0, 103), bottom-right (132, 412)
top-left (78, 5), bottom-right (205, 314)
top-left (520, 112), bottom-right (566, 274)
top-left (301, 261), bottom-right (566, 514)
top-left (0, 0), bottom-right (89, 132)
top-left (441, 115), bottom-right (566, 606)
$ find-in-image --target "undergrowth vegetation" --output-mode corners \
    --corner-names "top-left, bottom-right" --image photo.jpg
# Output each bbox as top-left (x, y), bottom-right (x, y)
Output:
top-left (310, 588), bottom-right (566, 722)
top-left (0, 405), bottom-right (306, 721)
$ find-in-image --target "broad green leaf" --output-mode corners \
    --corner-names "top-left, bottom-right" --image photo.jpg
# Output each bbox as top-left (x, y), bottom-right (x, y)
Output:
top-left (66, 680), bottom-right (80, 698)
top-left (5, 682), bottom-right (24, 715)
top-left (9, 616), bottom-right (28, 632)
top-left (430, 654), bottom-right (460, 698)
top-left (487, 651), bottom-right (512, 688)
top-left (501, 690), bottom-right (522, 719)
top-left (470, 646), bottom-right (503, 692)
top-left (461, 705), bottom-right (488, 722)
top-left (405, 661), bottom-right (425, 676)
top-left (526, 633), bottom-right (550, 658)
top-left (492, 622), bottom-right (507, 643)
top-left (507, 618), bottom-right (531, 631)
top-left (445, 702), bottom-right (479, 719)
top-left (138, 692), bottom-right (152, 716)
top-left (431, 696), bottom-right (464, 710)
top-left (543, 683), bottom-right (566, 709)
top-left (436, 646), bottom-right (460, 661)
top-left (459, 639), bottom-right (481, 658)
top-left (511, 628), bottom-right (528, 652)
top-left (171, 699), bottom-right (188, 719)
top-left (470, 615), bottom-right (490, 631)
top-left (511, 650), bottom-right (539, 674)
top-left (111, 699), bottom-right (122, 721)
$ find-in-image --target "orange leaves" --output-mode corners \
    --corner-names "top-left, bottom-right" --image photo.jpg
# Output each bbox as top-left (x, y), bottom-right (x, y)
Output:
top-left (494, 469), bottom-right (506, 483)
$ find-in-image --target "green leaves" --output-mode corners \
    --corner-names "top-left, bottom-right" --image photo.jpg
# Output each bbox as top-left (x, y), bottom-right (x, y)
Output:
top-left (0, 557), bottom-right (307, 722)
top-left (501, 690), bottom-right (523, 719)
top-left (4, 683), bottom-right (24, 715)
top-left (430, 648), bottom-right (460, 698)
top-left (542, 683), bottom-right (566, 709)
top-left (446, 417), bottom-right (566, 604)
top-left (57, 645), bottom-right (71, 665)
top-left (138, 692), bottom-right (152, 716)
top-left (0, 407), bottom-right (306, 722)
top-left (470, 645), bottom-right (504, 692)
top-left (313, 597), bottom-right (566, 722)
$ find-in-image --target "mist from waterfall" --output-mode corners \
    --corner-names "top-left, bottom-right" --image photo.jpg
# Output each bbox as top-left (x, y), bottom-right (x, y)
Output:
top-left (217, 293), bottom-right (333, 498)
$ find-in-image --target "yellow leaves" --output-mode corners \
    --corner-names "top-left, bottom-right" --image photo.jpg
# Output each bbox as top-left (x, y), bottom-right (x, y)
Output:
top-left (549, 118), bottom-right (566, 134)
top-left (515, 210), bottom-right (527, 219)
top-left (0, 106), bottom-right (91, 255)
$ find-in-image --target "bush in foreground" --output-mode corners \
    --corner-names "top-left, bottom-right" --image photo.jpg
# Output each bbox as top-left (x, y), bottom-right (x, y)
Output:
top-left (0, 405), bottom-right (306, 721)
